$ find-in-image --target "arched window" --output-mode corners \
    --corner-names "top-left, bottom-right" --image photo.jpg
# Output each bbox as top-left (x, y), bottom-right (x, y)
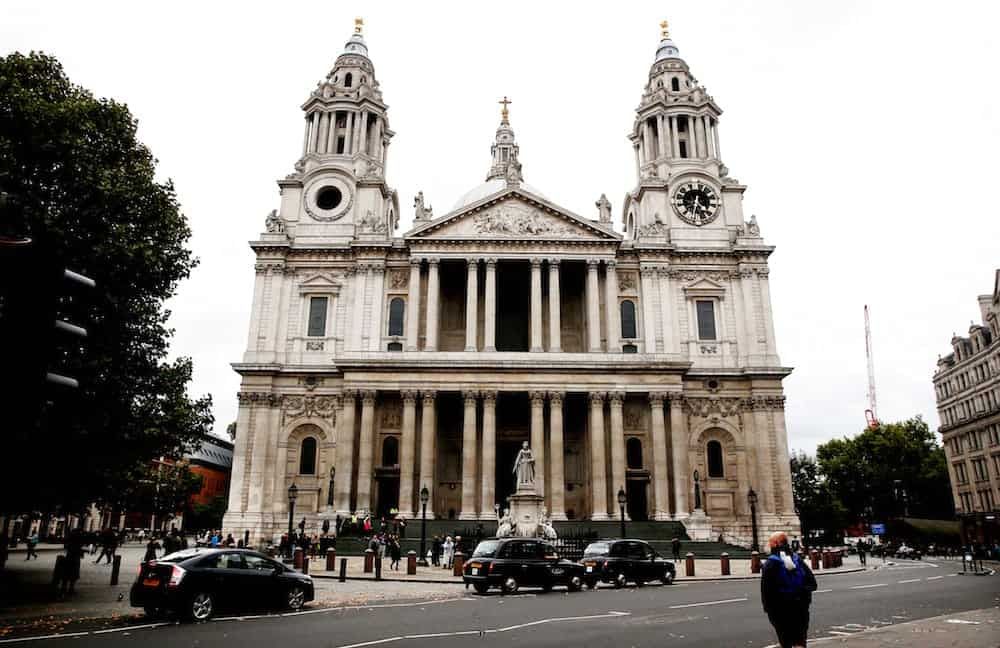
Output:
top-left (620, 300), bottom-right (637, 339)
top-left (382, 436), bottom-right (399, 467)
top-left (707, 440), bottom-right (724, 478)
top-left (344, 73), bottom-right (353, 87)
top-left (388, 297), bottom-right (405, 336)
top-left (299, 437), bottom-right (317, 475)
top-left (626, 438), bottom-right (643, 469)
top-left (671, 77), bottom-right (680, 91)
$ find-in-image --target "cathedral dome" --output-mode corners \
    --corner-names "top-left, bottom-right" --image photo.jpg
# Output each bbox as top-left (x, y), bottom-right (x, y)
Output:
top-left (654, 20), bottom-right (680, 61)
top-left (452, 178), bottom-right (547, 210)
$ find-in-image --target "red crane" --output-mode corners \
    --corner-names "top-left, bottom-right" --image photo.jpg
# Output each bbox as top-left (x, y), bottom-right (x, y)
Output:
top-left (864, 305), bottom-right (879, 429)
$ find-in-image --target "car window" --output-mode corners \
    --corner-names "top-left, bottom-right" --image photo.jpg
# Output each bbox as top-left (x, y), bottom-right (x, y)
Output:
top-left (609, 542), bottom-right (628, 557)
top-left (161, 549), bottom-right (202, 563)
top-left (244, 554), bottom-right (277, 571)
top-left (473, 541), bottom-right (500, 558)
top-left (542, 544), bottom-right (558, 559)
top-left (203, 552), bottom-right (245, 569)
top-left (583, 542), bottom-right (609, 558)
top-left (505, 542), bottom-right (538, 559)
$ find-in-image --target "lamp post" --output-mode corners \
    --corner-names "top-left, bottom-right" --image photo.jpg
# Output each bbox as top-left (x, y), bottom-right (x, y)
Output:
top-left (617, 486), bottom-right (627, 539)
top-left (287, 482), bottom-right (298, 537)
top-left (417, 486), bottom-right (429, 567)
top-left (747, 488), bottom-right (759, 553)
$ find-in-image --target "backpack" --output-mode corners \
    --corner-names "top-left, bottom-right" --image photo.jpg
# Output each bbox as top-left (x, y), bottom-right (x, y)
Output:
top-left (767, 553), bottom-right (807, 595)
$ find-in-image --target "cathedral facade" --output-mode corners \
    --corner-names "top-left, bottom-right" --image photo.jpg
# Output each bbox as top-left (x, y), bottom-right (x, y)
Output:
top-left (224, 21), bottom-right (800, 546)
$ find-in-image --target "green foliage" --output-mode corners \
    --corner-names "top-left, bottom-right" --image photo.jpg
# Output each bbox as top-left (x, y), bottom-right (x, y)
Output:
top-left (815, 417), bottom-right (953, 522)
top-left (0, 52), bottom-right (212, 513)
top-left (185, 496), bottom-right (229, 533)
top-left (790, 451), bottom-right (848, 543)
top-left (120, 462), bottom-right (204, 521)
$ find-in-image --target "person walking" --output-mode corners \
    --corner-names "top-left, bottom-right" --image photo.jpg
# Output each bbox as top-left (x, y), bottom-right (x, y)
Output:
top-left (442, 536), bottom-right (454, 569)
top-left (143, 536), bottom-right (160, 563)
top-left (671, 537), bottom-right (681, 562)
top-left (58, 529), bottom-right (85, 596)
top-left (24, 530), bottom-right (39, 560)
top-left (389, 535), bottom-right (402, 570)
top-left (761, 531), bottom-right (817, 648)
top-left (857, 541), bottom-right (867, 567)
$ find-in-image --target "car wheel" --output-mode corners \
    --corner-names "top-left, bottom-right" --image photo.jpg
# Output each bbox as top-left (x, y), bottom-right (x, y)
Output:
top-left (635, 577), bottom-right (645, 587)
top-left (661, 569), bottom-right (674, 585)
top-left (585, 579), bottom-right (597, 590)
top-left (542, 581), bottom-right (553, 592)
top-left (473, 583), bottom-right (490, 595)
top-left (613, 572), bottom-right (627, 588)
top-left (567, 575), bottom-right (583, 592)
top-left (189, 592), bottom-right (214, 622)
top-left (501, 576), bottom-right (519, 595)
top-left (143, 606), bottom-right (162, 618)
top-left (287, 586), bottom-right (306, 611)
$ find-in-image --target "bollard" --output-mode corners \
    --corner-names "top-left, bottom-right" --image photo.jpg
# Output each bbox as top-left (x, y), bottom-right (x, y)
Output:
top-left (453, 552), bottom-right (465, 577)
top-left (375, 557), bottom-right (382, 580)
top-left (810, 549), bottom-right (820, 570)
top-left (750, 551), bottom-right (761, 574)
top-left (302, 555), bottom-right (310, 575)
top-left (364, 549), bottom-right (374, 573)
top-left (407, 550), bottom-right (417, 575)
top-left (110, 554), bottom-right (122, 586)
top-left (339, 557), bottom-right (348, 582)
top-left (685, 552), bottom-right (695, 577)
top-left (822, 549), bottom-right (830, 570)
top-left (720, 552), bottom-right (731, 576)
top-left (293, 547), bottom-right (303, 570)
top-left (835, 549), bottom-right (843, 568)
top-left (326, 548), bottom-right (336, 571)
top-left (52, 555), bottom-right (65, 586)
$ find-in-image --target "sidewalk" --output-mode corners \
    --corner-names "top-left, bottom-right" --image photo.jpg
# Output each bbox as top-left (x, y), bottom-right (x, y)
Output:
top-left (817, 607), bottom-right (1000, 646)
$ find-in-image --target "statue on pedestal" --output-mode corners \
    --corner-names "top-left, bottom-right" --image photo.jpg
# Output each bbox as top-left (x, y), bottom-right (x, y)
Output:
top-left (537, 508), bottom-right (557, 540)
top-left (496, 508), bottom-right (516, 538)
top-left (693, 470), bottom-right (702, 510)
top-left (513, 441), bottom-right (535, 491)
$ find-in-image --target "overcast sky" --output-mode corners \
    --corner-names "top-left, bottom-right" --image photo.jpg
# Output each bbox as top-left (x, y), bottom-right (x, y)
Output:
top-left (4, 1), bottom-right (998, 454)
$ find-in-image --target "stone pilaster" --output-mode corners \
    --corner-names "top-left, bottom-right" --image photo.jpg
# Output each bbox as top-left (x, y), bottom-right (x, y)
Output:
top-left (530, 258), bottom-right (543, 352)
top-left (589, 391), bottom-right (609, 519)
top-left (465, 259), bottom-right (479, 352)
top-left (425, 258), bottom-right (440, 351)
top-left (548, 259), bottom-right (561, 352)
top-left (548, 391), bottom-right (566, 520)
top-left (418, 391), bottom-right (437, 519)
top-left (480, 391), bottom-right (497, 515)
top-left (649, 392), bottom-right (670, 520)
top-left (334, 391), bottom-right (356, 514)
top-left (586, 259), bottom-right (602, 352)
top-left (668, 392), bottom-right (689, 519)
top-left (459, 390), bottom-right (479, 519)
top-left (484, 259), bottom-right (497, 352)
top-left (530, 391), bottom-right (546, 499)
top-left (355, 390), bottom-right (377, 513)
top-left (398, 390), bottom-right (418, 516)
top-left (604, 261), bottom-right (620, 352)
top-left (405, 259), bottom-right (421, 351)
top-left (608, 391), bottom-right (626, 517)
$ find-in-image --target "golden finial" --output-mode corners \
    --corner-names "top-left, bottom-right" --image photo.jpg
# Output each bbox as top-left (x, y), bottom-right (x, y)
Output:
top-left (354, 17), bottom-right (364, 34)
top-left (660, 19), bottom-right (670, 39)
top-left (499, 96), bottom-right (512, 124)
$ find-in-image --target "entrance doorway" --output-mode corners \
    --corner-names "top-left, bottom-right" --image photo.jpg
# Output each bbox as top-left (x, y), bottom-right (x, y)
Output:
top-left (376, 477), bottom-right (399, 518)
top-left (626, 479), bottom-right (649, 521)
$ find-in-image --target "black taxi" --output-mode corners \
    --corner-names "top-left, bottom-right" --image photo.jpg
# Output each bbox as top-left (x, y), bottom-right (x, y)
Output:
top-left (463, 538), bottom-right (585, 594)
top-left (581, 539), bottom-right (676, 588)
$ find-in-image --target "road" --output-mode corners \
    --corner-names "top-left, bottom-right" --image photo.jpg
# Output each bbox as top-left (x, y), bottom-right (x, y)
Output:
top-left (2, 560), bottom-right (995, 647)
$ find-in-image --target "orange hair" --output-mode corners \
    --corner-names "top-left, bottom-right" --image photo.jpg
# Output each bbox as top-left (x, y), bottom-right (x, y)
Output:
top-left (767, 531), bottom-right (788, 551)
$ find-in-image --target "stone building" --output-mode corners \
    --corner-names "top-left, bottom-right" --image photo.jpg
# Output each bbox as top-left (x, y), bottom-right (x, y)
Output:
top-left (933, 270), bottom-right (1000, 545)
top-left (223, 20), bottom-right (799, 546)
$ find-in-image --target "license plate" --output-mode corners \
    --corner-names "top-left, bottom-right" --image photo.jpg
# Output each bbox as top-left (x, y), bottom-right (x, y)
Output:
top-left (471, 568), bottom-right (479, 575)
top-left (586, 566), bottom-right (593, 573)
top-left (142, 577), bottom-right (160, 587)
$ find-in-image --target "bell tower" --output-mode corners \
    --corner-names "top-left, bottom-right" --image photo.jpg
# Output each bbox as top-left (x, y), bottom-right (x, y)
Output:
top-left (623, 21), bottom-right (745, 245)
top-left (275, 18), bottom-right (399, 245)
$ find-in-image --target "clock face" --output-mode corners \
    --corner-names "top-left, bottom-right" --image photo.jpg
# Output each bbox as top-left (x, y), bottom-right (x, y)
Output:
top-left (672, 181), bottom-right (720, 226)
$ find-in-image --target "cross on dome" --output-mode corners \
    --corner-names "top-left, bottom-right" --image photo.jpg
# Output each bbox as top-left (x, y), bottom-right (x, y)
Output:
top-left (499, 96), bottom-right (512, 125)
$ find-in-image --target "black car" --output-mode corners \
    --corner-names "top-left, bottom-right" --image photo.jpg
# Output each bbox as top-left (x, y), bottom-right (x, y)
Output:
top-left (463, 538), bottom-right (585, 594)
top-left (130, 548), bottom-right (314, 621)
top-left (580, 539), bottom-right (676, 588)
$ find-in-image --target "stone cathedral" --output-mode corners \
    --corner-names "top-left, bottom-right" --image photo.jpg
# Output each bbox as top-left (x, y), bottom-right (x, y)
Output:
top-left (224, 20), bottom-right (800, 546)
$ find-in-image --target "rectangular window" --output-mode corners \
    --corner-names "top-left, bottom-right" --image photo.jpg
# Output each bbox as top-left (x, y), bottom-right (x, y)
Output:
top-left (307, 296), bottom-right (328, 337)
top-left (696, 300), bottom-right (717, 340)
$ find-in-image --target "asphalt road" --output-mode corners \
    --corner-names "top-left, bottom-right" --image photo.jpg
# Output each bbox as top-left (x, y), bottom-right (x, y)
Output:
top-left (4, 560), bottom-right (995, 647)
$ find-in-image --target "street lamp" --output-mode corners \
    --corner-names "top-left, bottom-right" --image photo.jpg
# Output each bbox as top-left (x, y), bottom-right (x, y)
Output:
top-left (417, 486), bottom-right (430, 567)
top-left (747, 488), bottom-right (759, 553)
top-left (617, 486), bottom-right (627, 538)
top-left (287, 482), bottom-right (298, 539)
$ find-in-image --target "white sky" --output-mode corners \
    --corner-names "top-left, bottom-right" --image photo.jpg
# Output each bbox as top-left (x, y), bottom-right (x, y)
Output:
top-left (4, 1), bottom-right (998, 454)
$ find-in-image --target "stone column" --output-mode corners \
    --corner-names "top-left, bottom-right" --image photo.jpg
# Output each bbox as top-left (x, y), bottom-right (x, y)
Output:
top-left (418, 391), bottom-right (437, 519)
top-left (703, 115), bottom-right (715, 158)
top-left (548, 392), bottom-right (566, 520)
top-left (729, 270), bottom-right (748, 363)
top-left (589, 392), bottom-right (609, 519)
top-left (484, 259), bottom-right (497, 352)
top-left (670, 115), bottom-right (680, 158)
top-left (368, 266), bottom-right (385, 351)
top-left (425, 258), bottom-right (440, 351)
top-left (405, 259), bottom-right (421, 351)
top-left (316, 112), bottom-right (329, 154)
top-left (465, 258), bottom-right (479, 352)
top-left (713, 122), bottom-right (722, 159)
top-left (586, 259), bottom-right (602, 352)
top-left (658, 269), bottom-right (676, 354)
top-left (649, 393), bottom-right (670, 520)
top-left (355, 390), bottom-right (377, 513)
top-left (301, 115), bottom-right (311, 157)
top-left (640, 267), bottom-right (658, 352)
top-left (344, 112), bottom-right (353, 155)
top-left (358, 111), bottom-right (369, 155)
top-left (326, 112), bottom-right (336, 153)
top-left (772, 399), bottom-right (794, 515)
top-left (739, 266), bottom-right (761, 360)
top-left (309, 112), bottom-right (320, 153)
top-left (398, 390), bottom-right (418, 516)
top-left (530, 258), bottom-right (543, 352)
top-left (548, 259), bottom-right (562, 352)
top-left (750, 398), bottom-right (774, 513)
top-left (658, 114), bottom-right (670, 160)
top-left (604, 261), bottom-right (620, 352)
top-left (668, 393), bottom-right (689, 518)
top-left (757, 269), bottom-right (778, 360)
top-left (334, 391), bottom-right (356, 514)
top-left (350, 266), bottom-right (368, 351)
top-left (480, 391), bottom-right (497, 515)
top-left (459, 390), bottom-right (479, 519)
top-left (530, 391), bottom-right (546, 499)
top-left (608, 392), bottom-right (626, 517)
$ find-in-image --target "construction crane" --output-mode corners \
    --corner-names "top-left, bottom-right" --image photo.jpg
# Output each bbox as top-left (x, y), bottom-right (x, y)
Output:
top-left (864, 305), bottom-right (880, 429)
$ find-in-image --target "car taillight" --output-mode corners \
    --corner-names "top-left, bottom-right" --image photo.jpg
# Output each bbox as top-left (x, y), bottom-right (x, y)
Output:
top-left (488, 562), bottom-right (494, 574)
top-left (167, 565), bottom-right (186, 588)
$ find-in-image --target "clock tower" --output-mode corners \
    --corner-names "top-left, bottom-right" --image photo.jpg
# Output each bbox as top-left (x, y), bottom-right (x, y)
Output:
top-left (623, 21), bottom-right (747, 247)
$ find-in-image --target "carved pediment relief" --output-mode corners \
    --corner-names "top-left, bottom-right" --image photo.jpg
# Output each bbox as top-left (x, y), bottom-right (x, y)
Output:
top-left (407, 193), bottom-right (618, 241)
top-left (298, 272), bottom-right (343, 294)
top-left (681, 276), bottom-right (727, 298)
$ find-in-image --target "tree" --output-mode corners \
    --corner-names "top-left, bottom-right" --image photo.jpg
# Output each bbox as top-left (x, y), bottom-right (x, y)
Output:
top-left (119, 461), bottom-right (203, 528)
top-left (0, 52), bottom-right (213, 515)
top-left (816, 417), bottom-right (953, 522)
top-left (790, 451), bottom-right (848, 543)
top-left (185, 496), bottom-right (229, 533)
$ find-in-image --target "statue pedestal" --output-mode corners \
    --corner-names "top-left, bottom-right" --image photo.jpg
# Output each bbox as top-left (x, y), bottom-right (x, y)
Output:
top-left (508, 490), bottom-right (546, 538)
top-left (684, 509), bottom-right (712, 541)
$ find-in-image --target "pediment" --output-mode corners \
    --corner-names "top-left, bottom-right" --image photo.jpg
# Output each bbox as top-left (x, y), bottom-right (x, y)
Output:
top-left (682, 276), bottom-right (727, 297)
top-left (298, 272), bottom-right (342, 293)
top-left (405, 189), bottom-right (619, 241)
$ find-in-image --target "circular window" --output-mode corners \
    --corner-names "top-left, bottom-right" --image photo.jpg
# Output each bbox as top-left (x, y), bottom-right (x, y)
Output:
top-left (315, 186), bottom-right (342, 211)
top-left (707, 380), bottom-right (719, 390)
